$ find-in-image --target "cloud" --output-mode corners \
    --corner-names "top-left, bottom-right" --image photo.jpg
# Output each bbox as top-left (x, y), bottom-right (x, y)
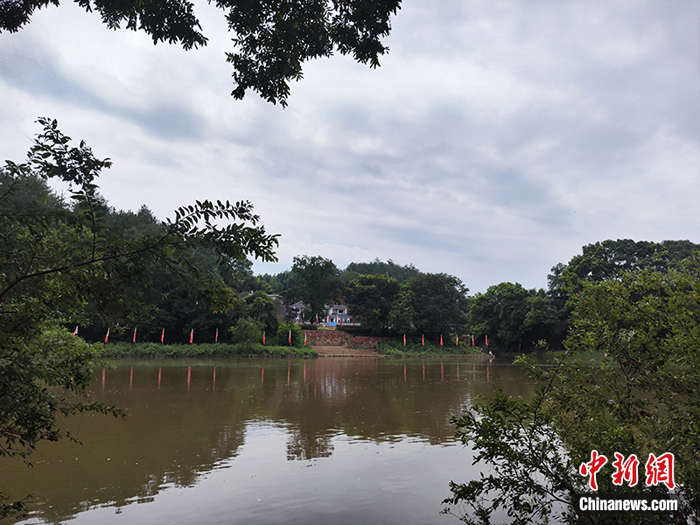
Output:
top-left (1, 0), bottom-right (698, 293)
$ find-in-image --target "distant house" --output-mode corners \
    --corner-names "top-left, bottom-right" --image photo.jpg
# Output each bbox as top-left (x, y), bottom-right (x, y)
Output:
top-left (326, 302), bottom-right (357, 325)
top-left (283, 301), bottom-right (358, 325)
top-left (287, 301), bottom-right (307, 321)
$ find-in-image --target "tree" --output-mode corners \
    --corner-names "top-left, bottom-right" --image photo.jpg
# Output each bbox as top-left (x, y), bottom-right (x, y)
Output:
top-left (467, 283), bottom-right (559, 352)
top-left (242, 290), bottom-right (279, 333)
top-left (0, 0), bottom-right (402, 106)
top-left (445, 260), bottom-right (700, 524)
top-left (344, 258), bottom-right (420, 283)
top-left (387, 288), bottom-right (415, 335)
top-left (547, 239), bottom-right (700, 310)
top-left (406, 273), bottom-right (468, 337)
top-left (291, 255), bottom-right (341, 319)
top-left (0, 118), bottom-right (279, 516)
top-left (345, 274), bottom-right (399, 331)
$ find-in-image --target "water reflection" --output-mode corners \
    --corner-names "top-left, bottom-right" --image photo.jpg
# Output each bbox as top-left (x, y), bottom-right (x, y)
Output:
top-left (2, 357), bottom-right (536, 524)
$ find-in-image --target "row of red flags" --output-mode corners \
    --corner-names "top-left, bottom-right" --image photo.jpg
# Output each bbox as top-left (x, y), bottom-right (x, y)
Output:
top-left (404, 334), bottom-right (489, 347)
top-left (74, 325), bottom-right (489, 347)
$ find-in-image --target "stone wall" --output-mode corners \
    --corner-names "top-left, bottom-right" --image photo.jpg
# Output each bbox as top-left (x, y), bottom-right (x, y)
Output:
top-left (303, 330), bottom-right (393, 350)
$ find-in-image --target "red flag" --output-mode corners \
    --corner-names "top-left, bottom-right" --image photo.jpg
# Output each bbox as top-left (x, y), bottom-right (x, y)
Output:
top-left (403, 334), bottom-right (406, 346)
top-left (161, 328), bottom-right (165, 343)
top-left (288, 330), bottom-right (292, 344)
top-left (316, 313), bottom-right (319, 323)
top-left (456, 334), bottom-right (459, 346)
top-left (215, 328), bottom-right (219, 343)
top-left (263, 331), bottom-right (266, 345)
top-left (190, 329), bottom-right (194, 344)
top-left (133, 327), bottom-right (137, 343)
top-left (422, 334), bottom-right (425, 346)
top-left (471, 335), bottom-right (475, 346)
top-left (440, 334), bottom-right (443, 346)
top-left (72, 325), bottom-right (78, 337)
top-left (485, 335), bottom-right (489, 346)
top-left (304, 332), bottom-right (307, 346)
top-left (104, 327), bottom-right (110, 343)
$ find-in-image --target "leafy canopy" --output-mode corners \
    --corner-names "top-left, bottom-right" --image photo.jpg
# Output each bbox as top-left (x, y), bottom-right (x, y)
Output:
top-left (0, 117), bottom-right (278, 516)
top-left (445, 259), bottom-right (700, 524)
top-left (0, 0), bottom-right (402, 106)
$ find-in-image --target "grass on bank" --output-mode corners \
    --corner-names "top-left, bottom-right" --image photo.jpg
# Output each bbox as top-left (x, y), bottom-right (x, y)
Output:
top-left (94, 342), bottom-right (318, 358)
top-left (377, 338), bottom-right (483, 357)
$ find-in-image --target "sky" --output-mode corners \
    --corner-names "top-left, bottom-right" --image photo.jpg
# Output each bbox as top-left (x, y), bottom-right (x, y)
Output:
top-left (1, 0), bottom-right (698, 294)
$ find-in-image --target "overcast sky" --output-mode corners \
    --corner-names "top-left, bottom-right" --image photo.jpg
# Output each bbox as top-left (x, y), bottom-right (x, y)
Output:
top-left (1, 0), bottom-right (698, 293)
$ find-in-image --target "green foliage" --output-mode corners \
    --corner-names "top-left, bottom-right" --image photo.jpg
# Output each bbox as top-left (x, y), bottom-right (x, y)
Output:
top-left (446, 261), bottom-right (700, 524)
top-left (388, 288), bottom-right (416, 335)
top-left (0, 118), bottom-right (279, 515)
top-left (273, 324), bottom-right (304, 347)
top-left (406, 273), bottom-right (469, 337)
top-left (229, 317), bottom-right (265, 349)
top-left (345, 274), bottom-right (400, 330)
top-left (468, 283), bottom-right (559, 352)
top-left (95, 342), bottom-right (317, 358)
top-left (0, 0), bottom-right (402, 107)
top-left (344, 258), bottom-right (420, 283)
top-left (547, 239), bottom-right (700, 311)
top-left (242, 291), bottom-right (279, 333)
top-left (378, 337), bottom-right (478, 356)
top-left (291, 255), bottom-right (341, 319)
top-left (443, 388), bottom-right (582, 525)
top-left (0, 324), bottom-right (125, 518)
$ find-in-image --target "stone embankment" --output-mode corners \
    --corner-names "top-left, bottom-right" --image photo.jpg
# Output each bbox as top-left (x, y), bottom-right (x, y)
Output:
top-left (304, 330), bottom-right (386, 357)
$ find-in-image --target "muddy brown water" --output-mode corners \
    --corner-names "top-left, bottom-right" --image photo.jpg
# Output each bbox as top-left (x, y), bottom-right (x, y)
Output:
top-left (2, 357), bottom-right (537, 524)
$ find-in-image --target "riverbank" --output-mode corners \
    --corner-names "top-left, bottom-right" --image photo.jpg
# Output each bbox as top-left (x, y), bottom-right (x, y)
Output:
top-left (377, 339), bottom-right (485, 357)
top-left (92, 341), bottom-right (490, 359)
top-left (94, 342), bottom-right (318, 358)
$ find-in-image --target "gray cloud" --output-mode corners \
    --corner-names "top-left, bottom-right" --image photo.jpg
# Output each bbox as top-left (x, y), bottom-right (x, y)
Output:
top-left (1, 0), bottom-right (698, 293)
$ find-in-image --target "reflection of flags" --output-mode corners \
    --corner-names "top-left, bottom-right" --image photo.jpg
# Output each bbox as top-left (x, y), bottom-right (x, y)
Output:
top-left (161, 328), bottom-right (165, 343)
top-left (215, 328), bottom-right (219, 343)
top-left (133, 327), bottom-right (137, 343)
top-left (422, 334), bottom-right (425, 346)
top-left (263, 331), bottom-right (266, 345)
top-left (73, 325), bottom-right (78, 337)
top-left (190, 329), bottom-right (194, 344)
top-left (403, 334), bottom-right (406, 346)
top-left (104, 327), bottom-right (110, 343)
top-left (440, 334), bottom-right (443, 346)
top-left (485, 335), bottom-right (489, 346)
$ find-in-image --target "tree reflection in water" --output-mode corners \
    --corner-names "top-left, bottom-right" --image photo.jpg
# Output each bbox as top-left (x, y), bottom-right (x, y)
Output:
top-left (1, 357), bottom-right (537, 524)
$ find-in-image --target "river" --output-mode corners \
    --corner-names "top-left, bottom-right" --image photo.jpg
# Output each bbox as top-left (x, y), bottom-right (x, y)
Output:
top-left (2, 357), bottom-right (537, 524)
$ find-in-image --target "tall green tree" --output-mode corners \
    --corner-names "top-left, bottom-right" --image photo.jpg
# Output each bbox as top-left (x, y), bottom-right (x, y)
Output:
top-left (468, 282), bottom-right (559, 352)
top-left (445, 260), bottom-right (700, 524)
top-left (345, 274), bottom-right (400, 331)
top-left (291, 255), bottom-right (341, 319)
top-left (405, 273), bottom-right (468, 338)
top-left (547, 239), bottom-right (700, 310)
top-left (0, 118), bottom-right (278, 516)
top-left (0, 0), bottom-right (402, 106)
top-left (387, 288), bottom-right (415, 335)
